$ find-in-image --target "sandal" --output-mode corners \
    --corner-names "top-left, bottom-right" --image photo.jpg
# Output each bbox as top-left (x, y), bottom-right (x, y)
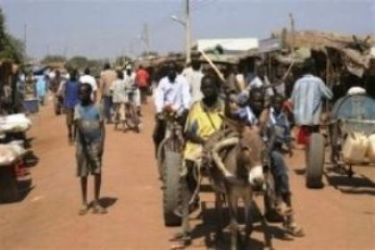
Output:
top-left (92, 202), bottom-right (107, 214)
top-left (170, 234), bottom-right (191, 249)
top-left (78, 204), bottom-right (90, 216)
top-left (276, 202), bottom-right (293, 217)
top-left (283, 222), bottom-right (305, 237)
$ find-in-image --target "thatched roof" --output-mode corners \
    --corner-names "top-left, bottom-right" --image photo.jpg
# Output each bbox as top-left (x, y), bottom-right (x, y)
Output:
top-left (282, 30), bottom-right (375, 50)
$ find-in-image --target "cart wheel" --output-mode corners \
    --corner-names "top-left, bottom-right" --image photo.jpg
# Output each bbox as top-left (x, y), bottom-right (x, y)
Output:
top-left (306, 133), bottom-right (325, 189)
top-left (162, 150), bottom-right (182, 227)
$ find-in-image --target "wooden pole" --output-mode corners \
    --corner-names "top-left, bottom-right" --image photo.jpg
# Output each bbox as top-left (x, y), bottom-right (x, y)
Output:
top-left (199, 49), bottom-right (225, 83)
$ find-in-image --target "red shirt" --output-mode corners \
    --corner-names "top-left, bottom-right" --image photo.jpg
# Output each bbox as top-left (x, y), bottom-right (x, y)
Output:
top-left (135, 69), bottom-right (150, 88)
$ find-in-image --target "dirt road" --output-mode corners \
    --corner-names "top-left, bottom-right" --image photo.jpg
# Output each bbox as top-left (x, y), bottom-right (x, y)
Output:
top-left (0, 102), bottom-right (374, 250)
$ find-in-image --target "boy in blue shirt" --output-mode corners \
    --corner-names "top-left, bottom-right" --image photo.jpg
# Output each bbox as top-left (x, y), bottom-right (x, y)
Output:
top-left (74, 83), bottom-right (106, 215)
top-left (267, 94), bottom-right (304, 237)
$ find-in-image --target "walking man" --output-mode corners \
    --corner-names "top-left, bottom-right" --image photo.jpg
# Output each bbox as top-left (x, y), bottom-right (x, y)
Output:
top-left (79, 67), bottom-right (98, 102)
top-left (50, 70), bottom-right (64, 115)
top-left (60, 69), bottom-right (80, 143)
top-left (75, 83), bottom-right (106, 215)
top-left (111, 70), bottom-right (126, 129)
top-left (135, 65), bottom-right (150, 104)
top-left (100, 63), bottom-right (117, 123)
top-left (291, 59), bottom-right (333, 147)
top-left (182, 59), bottom-right (204, 104)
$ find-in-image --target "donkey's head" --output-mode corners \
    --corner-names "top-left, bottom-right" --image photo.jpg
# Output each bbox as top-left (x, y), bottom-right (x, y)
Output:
top-left (237, 126), bottom-right (267, 188)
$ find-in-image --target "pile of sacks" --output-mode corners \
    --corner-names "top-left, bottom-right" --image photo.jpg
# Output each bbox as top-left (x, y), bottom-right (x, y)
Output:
top-left (342, 132), bottom-right (375, 164)
top-left (0, 141), bottom-right (27, 166)
top-left (0, 114), bottom-right (32, 134)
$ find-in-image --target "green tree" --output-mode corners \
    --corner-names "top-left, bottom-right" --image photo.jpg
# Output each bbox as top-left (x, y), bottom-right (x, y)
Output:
top-left (0, 8), bottom-right (25, 63)
top-left (41, 55), bottom-right (66, 65)
top-left (65, 56), bottom-right (89, 71)
top-left (115, 55), bottom-right (132, 68)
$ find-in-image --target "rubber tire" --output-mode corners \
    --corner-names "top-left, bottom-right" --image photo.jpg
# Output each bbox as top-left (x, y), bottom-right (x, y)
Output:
top-left (156, 140), bottom-right (167, 181)
top-left (162, 150), bottom-right (182, 227)
top-left (306, 133), bottom-right (325, 189)
top-left (0, 166), bottom-right (19, 203)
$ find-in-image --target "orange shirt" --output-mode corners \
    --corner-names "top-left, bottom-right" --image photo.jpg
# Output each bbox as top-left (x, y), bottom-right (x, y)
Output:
top-left (135, 69), bottom-right (150, 88)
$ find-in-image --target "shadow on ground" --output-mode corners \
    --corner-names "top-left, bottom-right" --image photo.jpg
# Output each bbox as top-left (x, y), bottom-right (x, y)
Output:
top-left (99, 197), bottom-right (118, 209)
top-left (186, 202), bottom-right (292, 250)
top-left (325, 170), bottom-right (375, 196)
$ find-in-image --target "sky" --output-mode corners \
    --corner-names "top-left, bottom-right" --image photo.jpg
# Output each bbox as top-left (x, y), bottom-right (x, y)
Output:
top-left (1, 0), bottom-right (374, 59)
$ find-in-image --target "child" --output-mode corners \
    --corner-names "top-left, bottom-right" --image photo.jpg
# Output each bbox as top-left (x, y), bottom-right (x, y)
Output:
top-left (267, 94), bottom-right (304, 237)
top-left (74, 83), bottom-right (106, 215)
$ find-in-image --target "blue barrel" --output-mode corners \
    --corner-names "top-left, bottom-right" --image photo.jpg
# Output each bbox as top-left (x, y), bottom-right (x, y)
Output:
top-left (23, 99), bottom-right (39, 113)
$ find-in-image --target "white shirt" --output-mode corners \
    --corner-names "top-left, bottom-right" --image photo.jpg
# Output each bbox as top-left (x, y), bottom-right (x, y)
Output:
top-left (183, 67), bottom-right (204, 104)
top-left (79, 75), bottom-right (98, 92)
top-left (154, 75), bottom-right (191, 114)
top-left (123, 72), bottom-right (136, 90)
top-left (110, 79), bottom-right (126, 103)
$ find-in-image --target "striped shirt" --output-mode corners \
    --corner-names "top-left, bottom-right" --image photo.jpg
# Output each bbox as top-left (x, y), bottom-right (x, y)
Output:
top-left (291, 74), bottom-right (333, 125)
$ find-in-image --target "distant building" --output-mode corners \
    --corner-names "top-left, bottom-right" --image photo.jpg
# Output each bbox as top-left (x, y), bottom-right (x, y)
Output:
top-left (194, 38), bottom-right (259, 53)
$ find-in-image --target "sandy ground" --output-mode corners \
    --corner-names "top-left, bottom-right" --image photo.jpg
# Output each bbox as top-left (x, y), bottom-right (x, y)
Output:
top-left (0, 100), bottom-right (374, 250)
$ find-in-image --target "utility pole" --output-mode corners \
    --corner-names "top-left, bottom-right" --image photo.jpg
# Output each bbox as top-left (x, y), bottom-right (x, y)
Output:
top-left (289, 13), bottom-right (295, 53)
top-left (23, 24), bottom-right (27, 59)
top-left (142, 23), bottom-right (150, 54)
top-left (185, 0), bottom-right (191, 64)
top-left (171, 0), bottom-right (191, 64)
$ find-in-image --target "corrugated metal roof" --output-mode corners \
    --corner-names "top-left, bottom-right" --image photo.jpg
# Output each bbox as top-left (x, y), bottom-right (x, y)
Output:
top-left (196, 38), bottom-right (259, 52)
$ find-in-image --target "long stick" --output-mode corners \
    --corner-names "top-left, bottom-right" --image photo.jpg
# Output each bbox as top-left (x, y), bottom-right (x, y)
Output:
top-left (199, 49), bottom-right (226, 83)
top-left (281, 59), bottom-right (295, 82)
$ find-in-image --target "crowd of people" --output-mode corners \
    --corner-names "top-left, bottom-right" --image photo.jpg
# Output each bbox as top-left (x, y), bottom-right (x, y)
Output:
top-left (39, 63), bottom-right (150, 214)
top-left (2, 54), bottom-right (368, 249)
top-left (151, 58), bottom-right (337, 247)
top-left (9, 55), bottom-right (344, 245)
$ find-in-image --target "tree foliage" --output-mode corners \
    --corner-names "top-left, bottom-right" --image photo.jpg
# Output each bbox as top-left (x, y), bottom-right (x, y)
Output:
top-left (115, 55), bottom-right (133, 68)
top-left (0, 8), bottom-right (25, 63)
top-left (65, 56), bottom-right (89, 70)
top-left (41, 55), bottom-right (66, 65)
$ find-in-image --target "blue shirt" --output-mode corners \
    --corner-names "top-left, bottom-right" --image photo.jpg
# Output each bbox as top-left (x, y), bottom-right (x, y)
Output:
top-left (268, 108), bottom-right (292, 145)
top-left (64, 80), bottom-right (80, 109)
top-left (36, 76), bottom-right (47, 97)
top-left (74, 104), bottom-right (103, 143)
top-left (291, 74), bottom-right (333, 125)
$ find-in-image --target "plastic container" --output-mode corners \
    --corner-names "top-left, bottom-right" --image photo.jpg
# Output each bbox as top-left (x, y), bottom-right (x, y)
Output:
top-left (23, 98), bottom-right (39, 113)
top-left (342, 132), bottom-right (368, 164)
top-left (366, 134), bottom-right (375, 163)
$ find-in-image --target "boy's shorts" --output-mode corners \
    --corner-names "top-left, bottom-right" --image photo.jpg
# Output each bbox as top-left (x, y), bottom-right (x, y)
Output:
top-left (65, 108), bottom-right (75, 126)
top-left (76, 142), bottom-right (102, 177)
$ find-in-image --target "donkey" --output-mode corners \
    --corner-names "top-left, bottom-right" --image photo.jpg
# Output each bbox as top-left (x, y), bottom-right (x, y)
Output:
top-left (206, 125), bottom-right (273, 250)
